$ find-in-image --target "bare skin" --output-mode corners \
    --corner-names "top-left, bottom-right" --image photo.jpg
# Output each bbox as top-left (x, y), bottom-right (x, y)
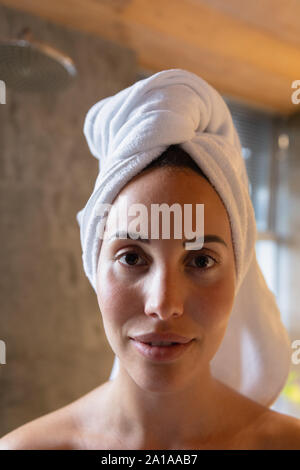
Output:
top-left (1, 167), bottom-right (299, 450)
top-left (1, 380), bottom-right (300, 449)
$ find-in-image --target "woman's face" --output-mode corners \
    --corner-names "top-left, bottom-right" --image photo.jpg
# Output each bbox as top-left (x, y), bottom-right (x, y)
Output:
top-left (96, 167), bottom-right (236, 391)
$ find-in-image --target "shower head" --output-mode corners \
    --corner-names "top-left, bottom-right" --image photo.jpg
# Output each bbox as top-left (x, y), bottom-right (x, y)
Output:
top-left (0, 27), bottom-right (77, 93)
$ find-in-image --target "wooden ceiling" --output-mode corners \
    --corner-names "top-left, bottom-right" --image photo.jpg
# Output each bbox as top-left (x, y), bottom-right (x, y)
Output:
top-left (1, 0), bottom-right (299, 115)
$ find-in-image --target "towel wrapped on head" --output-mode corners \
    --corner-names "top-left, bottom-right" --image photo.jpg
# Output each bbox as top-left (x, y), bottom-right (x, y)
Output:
top-left (76, 68), bottom-right (291, 407)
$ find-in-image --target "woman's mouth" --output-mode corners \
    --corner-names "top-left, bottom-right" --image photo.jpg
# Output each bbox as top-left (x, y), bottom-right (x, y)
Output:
top-left (130, 338), bottom-right (195, 362)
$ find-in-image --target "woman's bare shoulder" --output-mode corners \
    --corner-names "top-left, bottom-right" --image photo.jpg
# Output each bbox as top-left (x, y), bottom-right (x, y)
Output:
top-left (0, 384), bottom-right (108, 450)
top-left (257, 409), bottom-right (300, 450)
top-left (0, 402), bottom-right (83, 450)
top-left (234, 403), bottom-right (300, 450)
top-left (216, 383), bottom-right (300, 449)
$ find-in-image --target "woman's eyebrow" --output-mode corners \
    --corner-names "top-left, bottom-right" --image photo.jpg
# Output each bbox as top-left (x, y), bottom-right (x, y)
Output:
top-left (109, 231), bottom-right (227, 247)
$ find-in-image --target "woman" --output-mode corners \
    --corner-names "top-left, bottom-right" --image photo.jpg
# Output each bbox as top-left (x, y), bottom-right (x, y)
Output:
top-left (1, 69), bottom-right (300, 450)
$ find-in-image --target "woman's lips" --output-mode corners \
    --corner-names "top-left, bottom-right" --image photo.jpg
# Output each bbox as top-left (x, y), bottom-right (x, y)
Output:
top-left (130, 338), bottom-right (195, 362)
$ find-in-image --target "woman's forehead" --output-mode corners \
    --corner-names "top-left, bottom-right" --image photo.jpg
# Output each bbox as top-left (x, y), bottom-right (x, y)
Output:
top-left (115, 167), bottom-right (224, 209)
top-left (96, 167), bottom-right (233, 252)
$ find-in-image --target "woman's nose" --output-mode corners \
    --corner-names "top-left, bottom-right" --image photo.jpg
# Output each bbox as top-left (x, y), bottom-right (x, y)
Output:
top-left (143, 268), bottom-right (184, 320)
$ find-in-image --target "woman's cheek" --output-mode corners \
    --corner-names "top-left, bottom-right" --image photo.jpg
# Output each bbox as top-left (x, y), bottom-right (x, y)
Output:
top-left (195, 277), bottom-right (234, 329)
top-left (97, 261), bottom-right (124, 300)
top-left (97, 267), bottom-right (139, 322)
top-left (212, 285), bottom-right (235, 334)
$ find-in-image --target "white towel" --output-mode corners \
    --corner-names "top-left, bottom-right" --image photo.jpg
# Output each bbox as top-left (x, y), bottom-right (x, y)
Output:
top-left (76, 68), bottom-right (291, 407)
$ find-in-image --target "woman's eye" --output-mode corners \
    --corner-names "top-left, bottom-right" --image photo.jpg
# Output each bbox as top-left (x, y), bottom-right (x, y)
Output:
top-left (189, 254), bottom-right (217, 270)
top-left (118, 251), bottom-right (145, 267)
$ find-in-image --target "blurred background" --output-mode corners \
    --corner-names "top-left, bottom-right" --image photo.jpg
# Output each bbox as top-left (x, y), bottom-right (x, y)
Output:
top-left (0, 0), bottom-right (299, 436)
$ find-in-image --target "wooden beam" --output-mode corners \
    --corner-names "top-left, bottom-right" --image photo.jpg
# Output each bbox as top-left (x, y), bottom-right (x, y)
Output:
top-left (1, 0), bottom-right (299, 114)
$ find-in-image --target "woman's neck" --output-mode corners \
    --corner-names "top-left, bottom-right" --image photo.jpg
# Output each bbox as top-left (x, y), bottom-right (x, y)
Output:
top-left (101, 365), bottom-right (238, 449)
